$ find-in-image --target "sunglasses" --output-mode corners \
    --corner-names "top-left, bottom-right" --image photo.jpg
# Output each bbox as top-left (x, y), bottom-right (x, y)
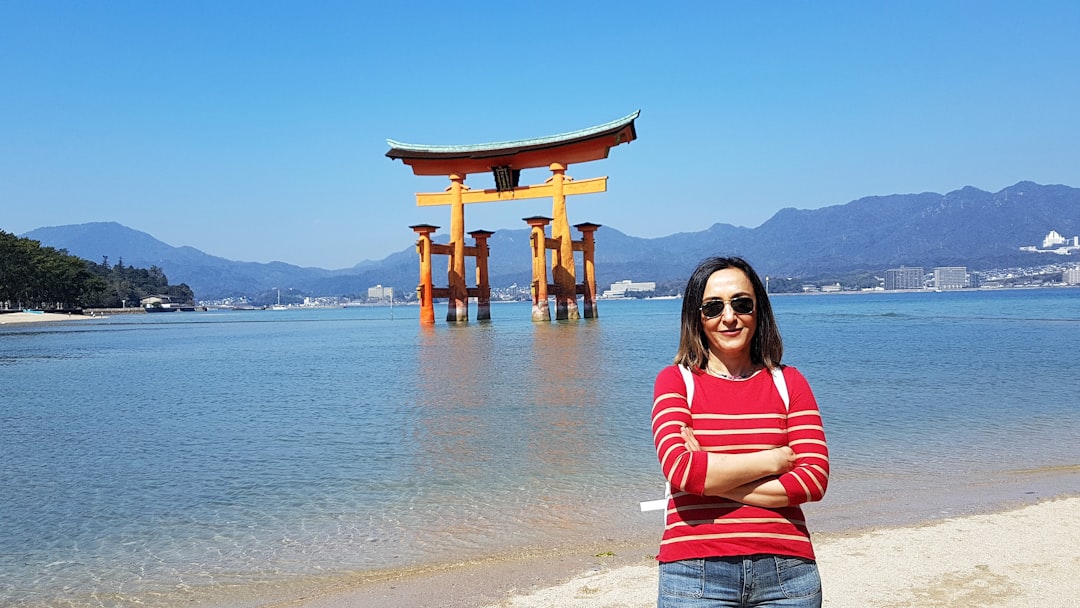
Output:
top-left (700, 297), bottom-right (755, 318)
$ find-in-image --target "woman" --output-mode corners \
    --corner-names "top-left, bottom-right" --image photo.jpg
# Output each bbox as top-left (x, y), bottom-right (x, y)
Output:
top-left (651, 257), bottom-right (829, 607)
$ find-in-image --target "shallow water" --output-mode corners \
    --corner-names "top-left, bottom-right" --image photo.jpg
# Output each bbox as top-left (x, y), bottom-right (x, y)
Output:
top-left (2, 289), bottom-right (1078, 606)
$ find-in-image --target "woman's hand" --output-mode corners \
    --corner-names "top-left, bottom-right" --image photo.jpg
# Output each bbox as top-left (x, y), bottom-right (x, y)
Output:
top-left (681, 426), bottom-right (702, 451)
top-left (772, 446), bottom-right (797, 475)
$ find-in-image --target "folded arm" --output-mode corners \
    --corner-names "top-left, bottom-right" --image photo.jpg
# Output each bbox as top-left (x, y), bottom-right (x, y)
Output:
top-left (719, 477), bottom-right (792, 508)
top-left (659, 368), bottom-right (830, 508)
top-left (681, 427), bottom-right (795, 496)
top-left (651, 366), bottom-right (828, 504)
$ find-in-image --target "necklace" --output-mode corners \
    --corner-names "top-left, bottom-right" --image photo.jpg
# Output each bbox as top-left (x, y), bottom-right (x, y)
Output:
top-left (705, 364), bottom-right (759, 380)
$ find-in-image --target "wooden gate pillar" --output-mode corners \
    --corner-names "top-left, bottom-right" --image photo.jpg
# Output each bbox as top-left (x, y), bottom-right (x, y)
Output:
top-left (524, 216), bottom-right (552, 322)
top-left (447, 173), bottom-right (469, 322)
top-left (549, 163), bottom-right (580, 321)
top-left (410, 223), bottom-right (439, 325)
top-left (469, 229), bottom-right (494, 321)
top-left (575, 222), bottom-right (601, 319)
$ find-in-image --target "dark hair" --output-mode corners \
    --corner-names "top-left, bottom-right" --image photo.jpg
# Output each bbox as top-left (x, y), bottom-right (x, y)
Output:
top-left (674, 256), bottom-right (783, 371)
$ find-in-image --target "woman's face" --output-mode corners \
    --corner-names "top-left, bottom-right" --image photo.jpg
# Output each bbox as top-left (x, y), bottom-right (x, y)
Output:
top-left (700, 268), bottom-right (757, 360)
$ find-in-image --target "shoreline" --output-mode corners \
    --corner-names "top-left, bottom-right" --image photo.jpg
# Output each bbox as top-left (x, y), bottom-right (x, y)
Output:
top-left (14, 473), bottom-right (1076, 608)
top-left (273, 493), bottom-right (1079, 608)
top-left (162, 483), bottom-right (1078, 608)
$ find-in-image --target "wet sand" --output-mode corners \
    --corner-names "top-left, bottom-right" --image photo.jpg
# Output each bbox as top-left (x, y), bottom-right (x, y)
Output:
top-left (272, 494), bottom-right (1078, 608)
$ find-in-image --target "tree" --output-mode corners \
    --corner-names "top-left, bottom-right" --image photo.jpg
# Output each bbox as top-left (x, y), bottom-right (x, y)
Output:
top-left (0, 230), bottom-right (188, 309)
top-left (0, 231), bottom-right (36, 306)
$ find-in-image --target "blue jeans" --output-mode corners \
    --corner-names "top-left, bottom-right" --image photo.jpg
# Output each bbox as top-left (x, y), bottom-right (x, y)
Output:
top-left (658, 555), bottom-right (821, 607)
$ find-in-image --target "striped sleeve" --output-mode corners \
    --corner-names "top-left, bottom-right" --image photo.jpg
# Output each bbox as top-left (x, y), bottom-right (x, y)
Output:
top-left (651, 366), bottom-right (709, 495)
top-left (776, 367), bottom-right (830, 505)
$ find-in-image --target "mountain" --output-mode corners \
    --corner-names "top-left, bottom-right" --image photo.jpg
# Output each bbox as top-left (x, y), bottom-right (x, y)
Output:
top-left (20, 182), bottom-right (1080, 299)
top-left (729, 182), bottom-right (1080, 274)
top-left (629, 180), bottom-right (1079, 279)
top-left (20, 222), bottom-right (342, 299)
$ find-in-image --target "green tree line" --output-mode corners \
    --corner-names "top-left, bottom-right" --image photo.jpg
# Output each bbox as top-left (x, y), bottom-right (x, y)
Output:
top-left (0, 230), bottom-right (193, 309)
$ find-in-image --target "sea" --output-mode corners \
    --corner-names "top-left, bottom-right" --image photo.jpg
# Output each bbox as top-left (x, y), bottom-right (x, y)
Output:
top-left (2, 288), bottom-right (1079, 607)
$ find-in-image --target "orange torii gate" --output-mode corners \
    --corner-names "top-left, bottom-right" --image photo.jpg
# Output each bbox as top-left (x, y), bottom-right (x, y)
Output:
top-left (387, 111), bottom-right (639, 324)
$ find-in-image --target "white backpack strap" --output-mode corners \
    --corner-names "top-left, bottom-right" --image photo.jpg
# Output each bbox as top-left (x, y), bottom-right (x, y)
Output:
top-left (678, 364), bottom-right (694, 409)
top-left (771, 366), bottom-right (790, 412)
top-left (640, 365), bottom-right (694, 513)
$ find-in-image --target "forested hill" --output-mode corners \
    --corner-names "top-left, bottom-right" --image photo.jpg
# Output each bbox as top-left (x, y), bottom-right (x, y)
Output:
top-left (0, 230), bottom-right (192, 309)
top-left (21, 181), bottom-right (1080, 300)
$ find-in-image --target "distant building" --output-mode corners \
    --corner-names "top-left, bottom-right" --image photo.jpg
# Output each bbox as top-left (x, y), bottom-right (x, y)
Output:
top-left (884, 267), bottom-right (923, 290)
top-left (601, 280), bottom-right (656, 299)
top-left (367, 285), bottom-right (393, 300)
top-left (934, 267), bottom-right (968, 290)
top-left (1044, 230), bottom-right (1067, 248)
top-left (1019, 230), bottom-right (1080, 255)
top-left (820, 283), bottom-right (841, 293)
top-left (1065, 266), bottom-right (1080, 285)
top-left (140, 295), bottom-right (174, 306)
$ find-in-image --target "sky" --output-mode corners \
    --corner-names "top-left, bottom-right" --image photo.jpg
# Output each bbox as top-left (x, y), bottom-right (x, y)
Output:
top-left (2, 1), bottom-right (1079, 269)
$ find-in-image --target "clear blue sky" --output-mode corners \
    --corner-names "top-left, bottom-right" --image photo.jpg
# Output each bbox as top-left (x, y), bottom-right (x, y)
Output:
top-left (3, 1), bottom-right (1079, 269)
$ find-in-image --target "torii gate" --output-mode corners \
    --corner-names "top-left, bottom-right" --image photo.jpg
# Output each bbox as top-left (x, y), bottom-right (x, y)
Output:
top-left (387, 110), bottom-right (639, 324)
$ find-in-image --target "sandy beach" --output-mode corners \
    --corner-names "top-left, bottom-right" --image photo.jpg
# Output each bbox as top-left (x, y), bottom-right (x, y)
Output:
top-left (0, 311), bottom-right (93, 324)
top-left (280, 495), bottom-right (1079, 608)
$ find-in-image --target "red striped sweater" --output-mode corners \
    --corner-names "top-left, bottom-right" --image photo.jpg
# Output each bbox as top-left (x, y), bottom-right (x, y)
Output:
top-left (651, 364), bottom-right (829, 562)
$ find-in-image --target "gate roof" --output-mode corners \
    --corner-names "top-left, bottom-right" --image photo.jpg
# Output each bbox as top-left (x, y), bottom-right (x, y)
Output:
top-left (387, 110), bottom-right (638, 176)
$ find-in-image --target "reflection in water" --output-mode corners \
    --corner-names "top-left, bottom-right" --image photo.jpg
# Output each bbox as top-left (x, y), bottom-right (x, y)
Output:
top-left (411, 319), bottom-right (608, 482)
top-left (414, 323), bottom-right (498, 476)
top-left (525, 321), bottom-right (601, 472)
top-left (412, 319), bottom-right (609, 453)
top-left (407, 317), bottom-right (619, 546)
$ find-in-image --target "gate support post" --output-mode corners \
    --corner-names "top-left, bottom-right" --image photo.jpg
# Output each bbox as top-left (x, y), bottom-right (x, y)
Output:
top-left (524, 216), bottom-right (552, 322)
top-left (446, 173), bottom-right (468, 322)
top-left (549, 163), bottom-right (580, 321)
top-left (575, 222), bottom-right (601, 319)
top-left (469, 229), bottom-right (494, 321)
top-left (410, 224), bottom-right (439, 325)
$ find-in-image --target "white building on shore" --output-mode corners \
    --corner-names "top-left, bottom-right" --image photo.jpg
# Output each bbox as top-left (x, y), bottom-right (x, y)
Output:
top-left (934, 267), bottom-right (968, 290)
top-left (367, 285), bottom-right (393, 301)
top-left (885, 267), bottom-right (924, 290)
top-left (1020, 230), bottom-right (1080, 255)
top-left (601, 280), bottom-right (656, 299)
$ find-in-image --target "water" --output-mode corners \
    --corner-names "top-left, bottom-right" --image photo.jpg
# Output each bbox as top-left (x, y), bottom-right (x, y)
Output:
top-left (2, 289), bottom-right (1079, 606)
